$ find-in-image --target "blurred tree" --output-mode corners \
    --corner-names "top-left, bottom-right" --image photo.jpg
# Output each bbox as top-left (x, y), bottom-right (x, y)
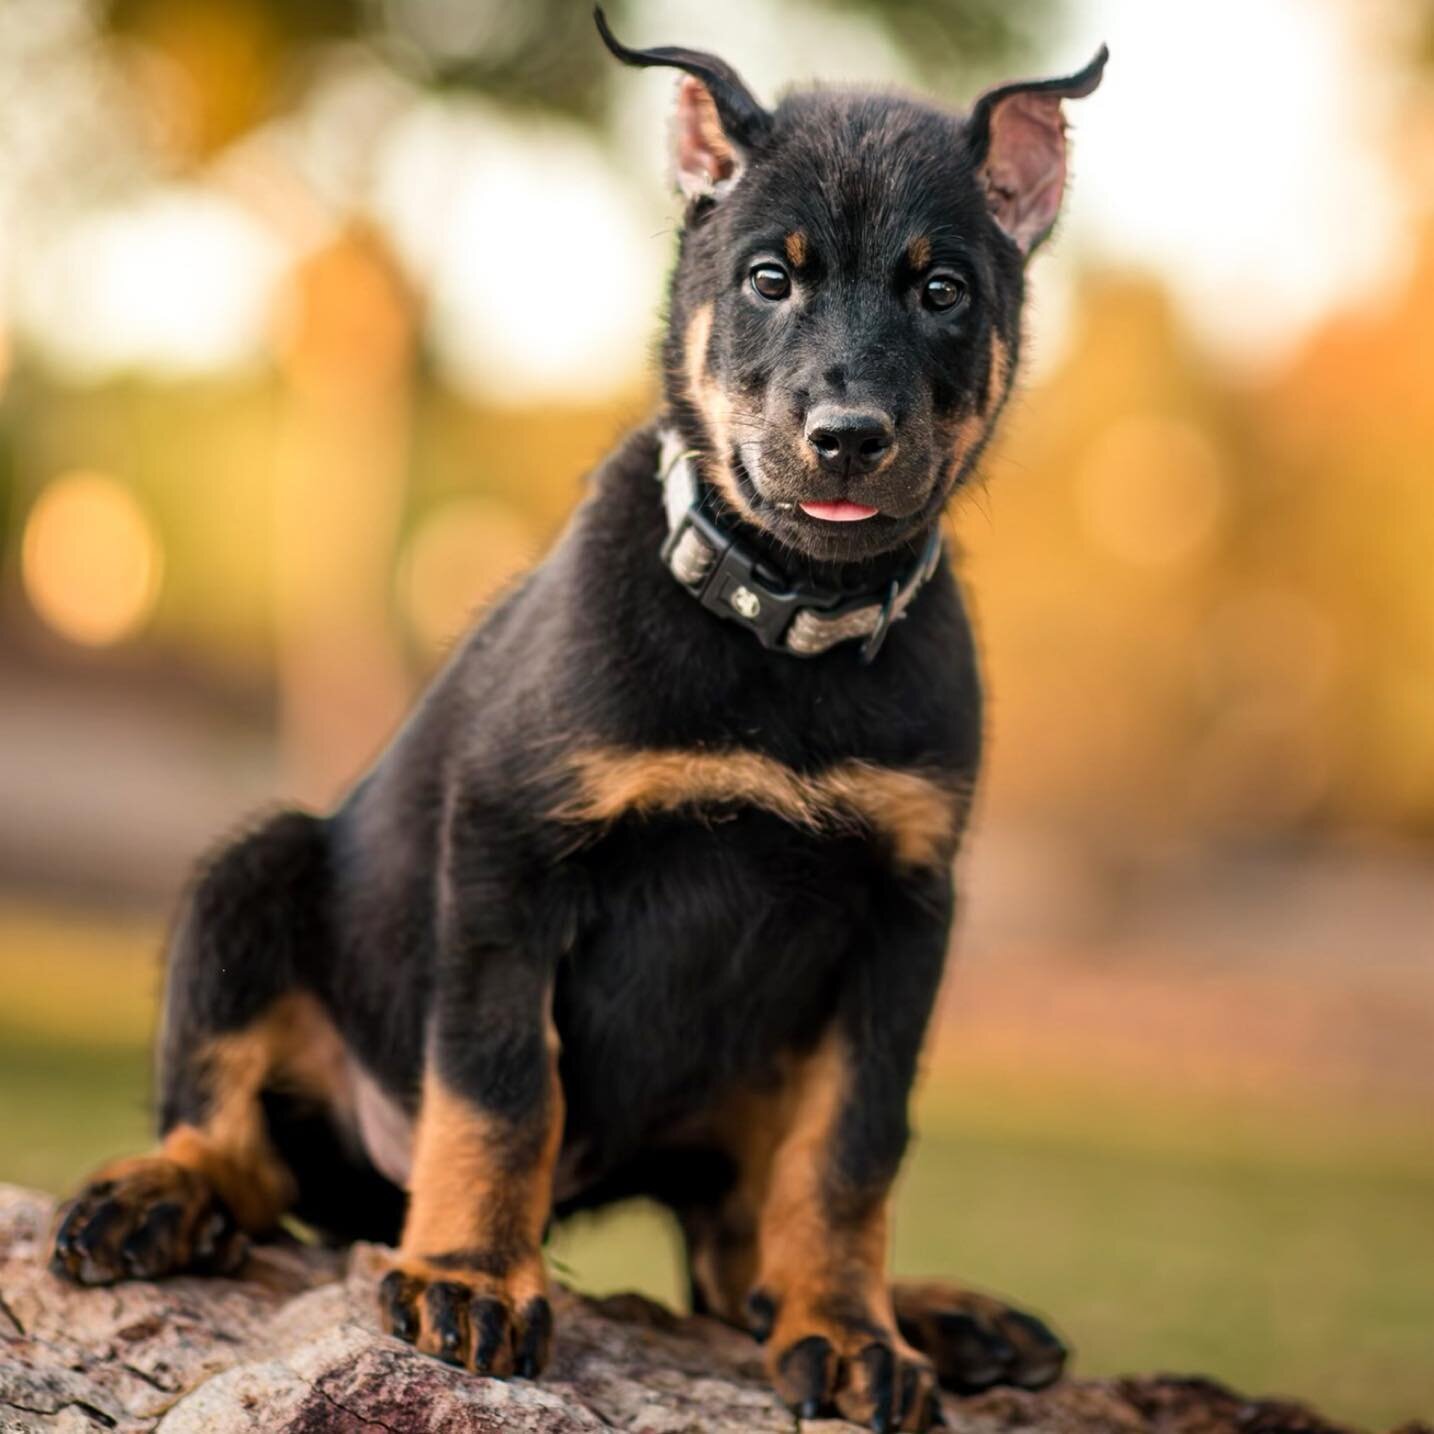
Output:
top-left (102, 0), bottom-right (357, 160)
top-left (99, 0), bottom-right (1058, 159)
top-left (72, 0), bottom-right (1060, 803)
top-left (271, 223), bottom-right (417, 802)
top-left (1417, 0), bottom-right (1434, 72)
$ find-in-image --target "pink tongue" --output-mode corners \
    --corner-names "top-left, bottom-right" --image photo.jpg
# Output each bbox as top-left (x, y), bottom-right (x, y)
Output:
top-left (799, 500), bottom-right (879, 522)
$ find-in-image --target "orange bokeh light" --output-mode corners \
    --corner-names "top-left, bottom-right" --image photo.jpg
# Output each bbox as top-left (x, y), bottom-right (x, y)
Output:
top-left (21, 472), bottom-right (163, 647)
top-left (397, 496), bottom-right (535, 657)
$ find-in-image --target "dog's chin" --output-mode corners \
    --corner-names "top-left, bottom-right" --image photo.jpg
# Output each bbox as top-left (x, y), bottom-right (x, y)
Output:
top-left (733, 448), bottom-right (939, 565)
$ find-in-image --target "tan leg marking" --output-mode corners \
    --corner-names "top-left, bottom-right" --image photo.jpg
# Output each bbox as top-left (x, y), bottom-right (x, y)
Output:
top-left (400, 1044), bottom-right (562, 1279)
top-left (52, 993), bottom-right (349, 1283)
top-left (681, 1072), bottom-right (800, 1322)
top-left (158, 992), bottom-right (349, 1230)
top-left (752, 1035), bottom-right (936, 1428)
top-left (379, 1015), bottom-right (562, 1375)
top-left (755, 1036), bottom-right (893, 1331)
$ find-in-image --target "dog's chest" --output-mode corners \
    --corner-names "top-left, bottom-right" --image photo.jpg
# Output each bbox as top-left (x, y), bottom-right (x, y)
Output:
top-left (549, 805), bottom-right (912, 1166)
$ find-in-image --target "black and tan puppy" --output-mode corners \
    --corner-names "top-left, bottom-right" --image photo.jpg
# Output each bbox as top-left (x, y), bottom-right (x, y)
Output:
top-left (51, 12), bottom-right (1105, 1430)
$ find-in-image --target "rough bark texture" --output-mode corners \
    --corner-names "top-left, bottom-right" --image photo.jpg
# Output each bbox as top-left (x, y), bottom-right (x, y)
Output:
top-left (0, 1186), bottom-right (1425, 1434)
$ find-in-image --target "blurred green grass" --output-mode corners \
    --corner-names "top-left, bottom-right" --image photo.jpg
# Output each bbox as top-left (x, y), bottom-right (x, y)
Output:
top-left (3, 904), bottom-right (1431, 1430)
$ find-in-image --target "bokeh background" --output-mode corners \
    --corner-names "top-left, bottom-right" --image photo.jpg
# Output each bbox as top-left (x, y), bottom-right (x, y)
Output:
top-left (1, 0), bottom-right (1431, 1425)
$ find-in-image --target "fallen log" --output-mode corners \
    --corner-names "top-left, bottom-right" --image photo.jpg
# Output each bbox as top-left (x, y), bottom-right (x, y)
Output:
top-left (0, 1185), bottom-right (1424, 1433)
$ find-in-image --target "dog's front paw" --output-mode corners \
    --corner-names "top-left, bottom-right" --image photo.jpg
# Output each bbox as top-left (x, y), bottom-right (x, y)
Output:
top-left (50, 1156), bottom-right (245, 1285)
top-left (748, 1285), bottom-right (938, 1431)
top-left (892, 1280), bottom-right (1067, 1394)
top-left (378, 1255), bottom-right (553, 1378)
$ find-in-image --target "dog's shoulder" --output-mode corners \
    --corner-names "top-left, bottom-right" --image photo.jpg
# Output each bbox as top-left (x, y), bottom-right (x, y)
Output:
top-left (343, 421), bottom-right (981, 874)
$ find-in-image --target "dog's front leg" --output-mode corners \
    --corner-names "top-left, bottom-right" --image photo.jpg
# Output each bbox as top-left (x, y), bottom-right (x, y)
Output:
top-left (749, 869), bottom-right (952, 1432)
top-left (377, 836), bottom-right (563, 1377)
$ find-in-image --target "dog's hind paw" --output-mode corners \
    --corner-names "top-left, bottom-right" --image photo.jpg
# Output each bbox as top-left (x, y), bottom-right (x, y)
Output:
top-left (50, 1156), bottom-right (246, 1285)
top-left (892, 1280), bottom-right (1067, 1394)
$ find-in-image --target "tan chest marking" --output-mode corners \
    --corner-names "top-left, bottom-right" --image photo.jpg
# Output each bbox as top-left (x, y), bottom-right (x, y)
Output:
top-left (553, 746), bottom-right (966, 870)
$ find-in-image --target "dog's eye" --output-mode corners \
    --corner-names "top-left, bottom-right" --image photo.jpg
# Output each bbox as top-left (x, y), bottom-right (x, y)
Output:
top-left (750, 264), bottom-right (792, 301)
top-left (922, 273), bottom-right (969, 313)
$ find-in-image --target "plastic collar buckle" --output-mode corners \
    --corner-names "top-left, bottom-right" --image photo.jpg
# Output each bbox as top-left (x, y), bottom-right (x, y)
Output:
top-left (661, 505), bottom-right (838, 651)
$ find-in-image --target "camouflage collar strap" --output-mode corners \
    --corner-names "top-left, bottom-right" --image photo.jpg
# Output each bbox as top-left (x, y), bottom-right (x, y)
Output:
top-left (656, 428), bottom-right (942, 663)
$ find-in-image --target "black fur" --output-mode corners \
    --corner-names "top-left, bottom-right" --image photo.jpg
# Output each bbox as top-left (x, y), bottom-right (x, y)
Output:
top-left (664, 84), bottom-right (1026, 564)
top-left (58, 15), bottom-right (1105, 1427)
top-left (294, 441), bottom-right (979, 1183)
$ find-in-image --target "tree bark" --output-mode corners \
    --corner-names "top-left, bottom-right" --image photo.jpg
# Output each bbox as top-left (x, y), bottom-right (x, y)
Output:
top-left (0, 1186), bottom-right (1424, 1434)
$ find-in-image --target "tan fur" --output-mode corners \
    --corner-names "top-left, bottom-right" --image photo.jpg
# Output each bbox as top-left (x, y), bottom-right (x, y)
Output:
top-left (948, 410), bottom-right (986, 473)
top-left (987, 328), bottom-right (1013, 413)
top-left (399, 1016), bottom-right (562, 1299)
top-left (948, 329), bottom-right (1016, 475)
top-left (679, 1070), bottom-right (801, 1320)
top-left (817, 763), bottom-right (963, 868)
top-left (752, 1038), bottom-right (939, 1425)
top-left (554, 746), bottom-right (965, 870)
top-left (755, 1035), bottom-right (905, 1370)
top-left (157, 992), bottom-right (348, 1230)
top-left (906, 235), bottom-right (932, 271)
top-left (683, 302), bottom-right (715, 392)
top-left (784, 230), bottom-right (809, 268)
top-left (683, 304), bottom-right (759, 519)
top-left (680, 1037), bottom-right (912, 1402)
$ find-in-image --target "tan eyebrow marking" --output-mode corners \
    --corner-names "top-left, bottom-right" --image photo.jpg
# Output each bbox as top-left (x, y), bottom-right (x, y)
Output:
top-left (784, 230), bottom-right (808, 268)
top-left (907, 235), bottom-right (932, 270)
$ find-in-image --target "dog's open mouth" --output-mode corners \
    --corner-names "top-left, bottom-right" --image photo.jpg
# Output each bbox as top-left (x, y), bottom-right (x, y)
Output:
top-left (733, 447), bottom-right (884, 525)
top-left (798, 500), bottom-right (879, 522)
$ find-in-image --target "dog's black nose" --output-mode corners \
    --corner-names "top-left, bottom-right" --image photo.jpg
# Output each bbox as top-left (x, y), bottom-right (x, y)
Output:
top-left (804, 406), bottom-right (894, 476)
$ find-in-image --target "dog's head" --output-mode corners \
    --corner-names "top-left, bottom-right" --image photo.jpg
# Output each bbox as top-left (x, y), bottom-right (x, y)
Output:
top-left (597, 10), bottom-right (1105, 564)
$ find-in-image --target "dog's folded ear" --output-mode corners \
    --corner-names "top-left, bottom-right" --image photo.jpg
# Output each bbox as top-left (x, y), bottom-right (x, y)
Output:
top-left (965, 46), bottom-right (1108, 257)
top-left (594, 7), bottom-right (772, 201)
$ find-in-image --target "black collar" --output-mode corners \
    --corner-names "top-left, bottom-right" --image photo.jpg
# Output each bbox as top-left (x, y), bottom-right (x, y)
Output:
top-left (656, 430), bottom-right (943, 664)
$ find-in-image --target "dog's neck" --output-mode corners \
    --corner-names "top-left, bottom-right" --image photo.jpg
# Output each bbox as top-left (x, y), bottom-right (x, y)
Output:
top-left (664, 419), bottom-right (941, 588)
top-left (710, 498), bottom-right (930, 593)
top-left (655, 424), bottom-right (944, 662)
